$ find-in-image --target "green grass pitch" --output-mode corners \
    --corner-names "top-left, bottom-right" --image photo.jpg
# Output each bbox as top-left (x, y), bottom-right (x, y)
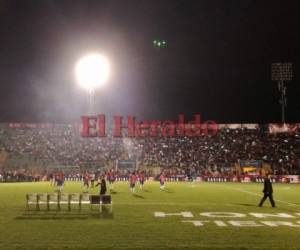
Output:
top-left (1, 181), bottom-right (300, 250)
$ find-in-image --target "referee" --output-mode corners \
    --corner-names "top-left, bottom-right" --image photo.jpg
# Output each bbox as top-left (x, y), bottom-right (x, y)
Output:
top-left (259, 174), bottom-right (276, 207)
top-left (96, 175), bottom-right (107, 195)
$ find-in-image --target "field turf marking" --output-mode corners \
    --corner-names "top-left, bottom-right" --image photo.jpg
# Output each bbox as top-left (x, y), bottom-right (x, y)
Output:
top-left (228, 187), bottom-right (299, 207)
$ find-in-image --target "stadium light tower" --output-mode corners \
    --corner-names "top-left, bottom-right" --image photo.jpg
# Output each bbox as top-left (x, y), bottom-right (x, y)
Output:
top-left (75, 53), bottom-right (110, 114)
top-left (271, 62), bottom-right (293, 123)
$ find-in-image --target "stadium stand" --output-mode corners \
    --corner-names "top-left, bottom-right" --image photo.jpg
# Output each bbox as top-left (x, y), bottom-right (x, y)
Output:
top-left (0, 123), bottom-right (299, 180)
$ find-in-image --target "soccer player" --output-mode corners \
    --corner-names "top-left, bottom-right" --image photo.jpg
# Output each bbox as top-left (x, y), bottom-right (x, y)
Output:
top-left (56, 171), bottom-right (65, 192)
top-left (90, 172), bottom-right (96, 188)
top-left (259, 174), bottom-right (276, 207)
top-left (54, 172), bottom-right (59, 186)
top-left (107, 169), bottom-right (115, 191)
top-left (139, 171), bottom-right (145, 190)
top-left (159, 173), bottom-right (165, 190)
top-left (129, 172), bottom-right (137, 193)
top-left (49, 172), bottom-right (54, 186)
top-left (83, 172), bottom-right (90, 192)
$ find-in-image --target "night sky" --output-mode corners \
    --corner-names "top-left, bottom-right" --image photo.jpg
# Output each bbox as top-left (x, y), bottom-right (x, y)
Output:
top-left (0, 0), bottom-right (299, 124)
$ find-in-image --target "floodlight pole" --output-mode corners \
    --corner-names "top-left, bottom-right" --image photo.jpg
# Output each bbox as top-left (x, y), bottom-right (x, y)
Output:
top-left (88, 87), bottom-right (95, 115)
top-left (279, 80), bottom-right (287, 123)
top-left (271, 63), bottom-right (293, 124)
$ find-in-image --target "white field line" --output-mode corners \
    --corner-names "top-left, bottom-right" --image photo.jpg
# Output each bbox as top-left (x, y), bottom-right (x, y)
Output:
top-left (114, 202), bottom-right (219, 206)
top-left (228, 187), bottom-right (299, 206)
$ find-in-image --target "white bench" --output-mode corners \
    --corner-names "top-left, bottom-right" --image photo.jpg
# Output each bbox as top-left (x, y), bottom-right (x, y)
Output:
top-left (26, 193), bottom-right (112, 212)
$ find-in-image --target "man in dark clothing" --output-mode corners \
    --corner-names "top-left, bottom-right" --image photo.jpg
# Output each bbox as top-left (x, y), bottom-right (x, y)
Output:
top-left (96, 176), bottom-right (107, 195)
top-left (259, 174), bottom-right (275, 207)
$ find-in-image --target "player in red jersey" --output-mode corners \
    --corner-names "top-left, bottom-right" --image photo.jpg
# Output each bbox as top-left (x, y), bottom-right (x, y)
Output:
top-left (159, 173), bottom-right (165, 190)
top-left (107, 169), bottom-right (116, 191)
top-left (129, 172), bottom-right (137, 193)
top-left (139, 172), bottom-right (145, 190)
top-left (49, 172), bottom-right (55, 186)
top-left (83, 172), bottom-right (90, 192)
top-left (57, 171), bottom-right (65, 192)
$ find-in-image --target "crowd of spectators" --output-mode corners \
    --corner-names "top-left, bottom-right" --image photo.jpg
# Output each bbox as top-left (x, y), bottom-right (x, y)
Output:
top-left (0, 169), bottom-right (41, 182)
top-left (0, 125), bottom-right (299, 176)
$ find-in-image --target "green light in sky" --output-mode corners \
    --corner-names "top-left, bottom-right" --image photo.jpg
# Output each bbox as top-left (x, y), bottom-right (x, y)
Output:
top-left (153, 39), bottom-right (167, 48)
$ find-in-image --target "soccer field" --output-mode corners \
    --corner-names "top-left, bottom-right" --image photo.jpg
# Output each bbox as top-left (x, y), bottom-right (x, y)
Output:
top-left (1, 181), bottom-right (300, 250)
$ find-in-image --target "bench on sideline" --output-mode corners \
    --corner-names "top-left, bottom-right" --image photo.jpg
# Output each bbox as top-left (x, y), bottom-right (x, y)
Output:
top-left (26, 193), bottom-right (112, 212)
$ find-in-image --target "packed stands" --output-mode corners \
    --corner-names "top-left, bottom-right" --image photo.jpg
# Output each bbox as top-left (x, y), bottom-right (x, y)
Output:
top-left (0, 123), bottom-right (299, 179)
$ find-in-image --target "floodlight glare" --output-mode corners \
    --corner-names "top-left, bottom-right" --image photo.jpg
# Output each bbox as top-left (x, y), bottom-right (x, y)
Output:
top-left (75, 53), bottom-right (110, 89)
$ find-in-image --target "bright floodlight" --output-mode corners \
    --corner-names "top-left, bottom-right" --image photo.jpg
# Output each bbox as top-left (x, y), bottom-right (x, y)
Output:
top-left (75, 53), bottom-right (110, 89)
